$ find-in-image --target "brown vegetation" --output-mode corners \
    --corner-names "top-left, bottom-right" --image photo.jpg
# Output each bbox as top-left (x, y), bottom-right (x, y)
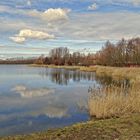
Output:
top-left (87, 66), bottom-right (140, 119)
top-left (35, 37), bottom-right (140, 67)
top-left (35, 47), bottom-right (95, 66)
top-left (95, 38), bottom-right (140, 66)
top-left (88, 84), bottom-right (140, 119)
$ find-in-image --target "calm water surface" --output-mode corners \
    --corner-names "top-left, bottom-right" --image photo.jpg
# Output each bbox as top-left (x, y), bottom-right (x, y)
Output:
top-left (0, 65), bottom-right (98, 136)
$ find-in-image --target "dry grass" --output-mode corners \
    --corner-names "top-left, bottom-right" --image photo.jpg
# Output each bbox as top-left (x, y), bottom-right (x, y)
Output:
top-left (94, 66), bottom-right (140, 84)
top-left (29, 64), bottom-right (81, 70)
top-left (79, 66), bottom-right (97, 72)
top-left (88, 84), bottom-right (140, 119)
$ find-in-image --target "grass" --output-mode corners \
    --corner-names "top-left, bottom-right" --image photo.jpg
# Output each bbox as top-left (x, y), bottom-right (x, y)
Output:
top-left (30, 64), bottom-right (99, 73)
top-left (86, 66), bottom-right (140, 119)
top-left (88, 84), bottom-right (140, 119)
top-left (29, 64), bottom-right (81, 70)
top-left (1, 113), bottom-right (140, 140)
top-left (92, 66), bottom-right (140, 84)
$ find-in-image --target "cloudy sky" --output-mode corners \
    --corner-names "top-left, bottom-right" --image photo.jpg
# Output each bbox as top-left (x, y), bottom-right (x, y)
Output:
top-left (0, 0), bottom-right (140, 58)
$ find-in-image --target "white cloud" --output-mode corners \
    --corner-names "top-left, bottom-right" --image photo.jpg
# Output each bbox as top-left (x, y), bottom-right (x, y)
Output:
top-left (4, 11), bottom-right (140, 43)
top-left (27, 0), bottom-right (32, 6)
top-left (28, 8), bottom-right (70, 22)
top-left (0, 5), bottom-right (70, 23)
top-left (10, 29), bottom-right (55, 43)
top-left (19, 29), bottom-right (55, 39)
top-left (10, 36), bottom-right (26, 44)
top-left (42, 8), bottom-right (70, 21)
top-left (57, 11), bottom-right (140, 40)
top-left (88, 3), bottom-right (98, 10)
top-left (0, 2), bottom-right (140, 43)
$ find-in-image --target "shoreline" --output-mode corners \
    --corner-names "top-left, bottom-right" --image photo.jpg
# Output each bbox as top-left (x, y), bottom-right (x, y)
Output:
top-left (1, 113), bottom-right (140, 140)
top-left (29, 64), bottom-right (140, 83)
top-left (29, 64), bottom-right (98, 72)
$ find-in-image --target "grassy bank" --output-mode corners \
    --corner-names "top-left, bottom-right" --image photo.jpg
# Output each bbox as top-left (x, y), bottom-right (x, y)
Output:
top-left (30, 64), bottom-right (81, 70)
top-left (1, 113), bottom-right (140, 140)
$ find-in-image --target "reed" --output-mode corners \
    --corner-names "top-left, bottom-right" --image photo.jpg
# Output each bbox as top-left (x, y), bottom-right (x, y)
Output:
top-left (94, 66), bottom-right (140, 84)
top-left (88, 84), bottom-right (140, 119)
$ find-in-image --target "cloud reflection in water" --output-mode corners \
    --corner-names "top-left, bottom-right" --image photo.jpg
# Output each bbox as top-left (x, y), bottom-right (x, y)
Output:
top-left (12, 85), bottom-right (54, 98)
top-left (29, 106), bottom-right (68, 118)
top-left (0, 66), bottom-right (92, 136)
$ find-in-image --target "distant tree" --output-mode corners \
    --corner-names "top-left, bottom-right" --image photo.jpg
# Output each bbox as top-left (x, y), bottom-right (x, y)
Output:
top-left (95, 37), bottom-right (140, 67)
top-left (34, 54), bottom-right (45, 64)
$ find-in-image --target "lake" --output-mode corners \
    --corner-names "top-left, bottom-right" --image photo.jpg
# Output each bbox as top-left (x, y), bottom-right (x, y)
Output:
top-left (0, 65), bottom-right (100, 136)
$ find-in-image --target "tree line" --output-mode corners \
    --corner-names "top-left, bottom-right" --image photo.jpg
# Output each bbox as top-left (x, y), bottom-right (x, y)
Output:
top-left (95, 38), bottom-right (140, 66)
top-left (35, 37), bottom-right (140, 67)
top-left (35, 47), bottom-right (95, 66)
top-left (0, 58), bottom-right (36, 64)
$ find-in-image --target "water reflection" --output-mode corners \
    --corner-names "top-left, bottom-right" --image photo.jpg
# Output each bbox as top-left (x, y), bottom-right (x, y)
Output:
top-left (40, 68), bottom-right (95, 85)
top-left (95, 75), bottom-right (130, 87)
top-left (12, 85), bottom-right (54, 98)
top-left (0, 65), bottom-right (93, 136)
top-left (27, 105), bottom-right (69, 118)
top-left (0, 65), bottom-right (133, 136)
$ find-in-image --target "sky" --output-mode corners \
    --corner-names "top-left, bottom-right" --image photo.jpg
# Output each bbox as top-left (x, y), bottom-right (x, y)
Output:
top-left (0, 0), bottom-right (140, 58)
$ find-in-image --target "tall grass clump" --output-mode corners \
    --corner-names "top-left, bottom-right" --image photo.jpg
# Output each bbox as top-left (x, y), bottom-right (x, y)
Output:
top-left (88, 84), bottom-right (140, 119)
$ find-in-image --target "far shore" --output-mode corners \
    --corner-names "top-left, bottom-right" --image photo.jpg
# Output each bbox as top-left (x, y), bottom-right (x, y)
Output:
top-left (30, 64), bottom-right (140, 84)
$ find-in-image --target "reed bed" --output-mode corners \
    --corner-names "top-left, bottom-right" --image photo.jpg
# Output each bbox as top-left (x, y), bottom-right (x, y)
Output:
top-left (88, 84), bottom-right (140, 119)
top-left (94, 66), bottom-right (140, 84)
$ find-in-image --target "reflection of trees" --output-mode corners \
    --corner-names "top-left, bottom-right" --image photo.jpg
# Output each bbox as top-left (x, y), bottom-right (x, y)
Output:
top-left (50, 69), bottom-right (96, 85)
top-left (50, 69), bottom-right (69, 85)
top-left (38, 68), bottom-right (130, 87)
top-left (39, 68), bottom-right (95, 85)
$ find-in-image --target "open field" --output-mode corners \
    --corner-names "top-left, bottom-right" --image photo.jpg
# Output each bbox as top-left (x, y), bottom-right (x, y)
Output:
top-left (1, 113), bottom-right (140, 140)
